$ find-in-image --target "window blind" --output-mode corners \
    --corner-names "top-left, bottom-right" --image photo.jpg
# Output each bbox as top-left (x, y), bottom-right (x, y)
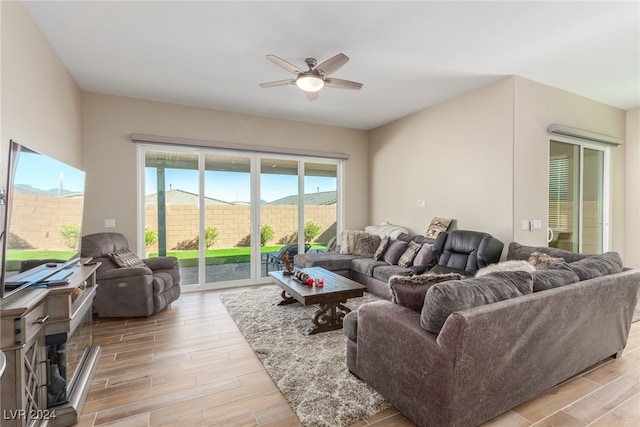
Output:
top-left (549, 157), bottom-right (569, 230)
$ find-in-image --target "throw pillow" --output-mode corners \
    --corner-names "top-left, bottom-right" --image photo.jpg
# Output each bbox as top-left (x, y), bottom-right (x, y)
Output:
top-left (564, 252), bottom-right (623, 280)
top-left (398, 241), bottom-right (422, 267)
top-left (421, 271), bottom-right (533, 334)
top-left (110, 249), bottom-right (146, 268)
top-left (373, 236), bottom-right (390, 261)
top-left (475, 260), bottom-right (535, 277)
top-left (339, 230), bottom-right (364, 255)
top-left (353, 233), bottom-right (382, 258)
top-left (383, 240), bottom-right (408, 265)
top-left (528, 251), bottom-right (564, 270)
top-left (390, 272), bottom-right (464, 312)
top-left (413, 243), bottom-right (436, 267)
top-left (531, 267), bottom-right (580, 292)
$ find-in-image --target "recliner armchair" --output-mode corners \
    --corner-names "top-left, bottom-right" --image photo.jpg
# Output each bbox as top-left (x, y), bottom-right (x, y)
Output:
top-left (81, 232), bottom-right (181, 317)
top-left (431, 229), bottom-right (504, 275)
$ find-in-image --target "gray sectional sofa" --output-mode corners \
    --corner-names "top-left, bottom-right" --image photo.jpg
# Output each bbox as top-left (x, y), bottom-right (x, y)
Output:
top-left (294, 229), bottom-right (504, 299)
top-left (343, 242), bottom-right (640, 427)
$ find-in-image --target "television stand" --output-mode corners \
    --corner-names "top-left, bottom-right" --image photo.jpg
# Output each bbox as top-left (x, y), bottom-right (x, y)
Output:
top-left (0, 262), bottom-right (101, 427)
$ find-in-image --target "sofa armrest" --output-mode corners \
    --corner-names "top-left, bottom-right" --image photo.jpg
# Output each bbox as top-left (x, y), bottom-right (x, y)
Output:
top-left (351, 300), bottom-right (457, 425)
top-left (143, 256), bottom-right (179, 271)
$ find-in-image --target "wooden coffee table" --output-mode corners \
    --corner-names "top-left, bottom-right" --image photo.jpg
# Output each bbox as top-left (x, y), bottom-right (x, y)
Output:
top-left (269, 266), bottom-right (366, 335)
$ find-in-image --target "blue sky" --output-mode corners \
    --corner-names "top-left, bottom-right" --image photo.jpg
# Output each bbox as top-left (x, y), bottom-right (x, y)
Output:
top-left (14, 151), bottom-right (85, 192)
top-left (145, 168), bottom-right (336, 203)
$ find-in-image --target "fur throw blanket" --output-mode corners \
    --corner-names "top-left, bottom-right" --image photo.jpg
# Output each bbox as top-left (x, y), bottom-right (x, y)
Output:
top-left (475, 260), bottom-right (535, 277)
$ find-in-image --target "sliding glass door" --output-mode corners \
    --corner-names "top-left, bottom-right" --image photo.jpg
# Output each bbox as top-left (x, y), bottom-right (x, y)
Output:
top-left (140, 145), bottom-right (341, 289)
top-left (548, 139), bottom-right (608, 253)
top-left (203, 153), bottom-right (252, 283)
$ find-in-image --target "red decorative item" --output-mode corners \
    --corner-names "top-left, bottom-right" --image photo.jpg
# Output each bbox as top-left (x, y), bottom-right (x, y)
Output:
top-left (317, 278), bottom-right (324, 287)
top-left (307, 277), bottom-right (314, 286)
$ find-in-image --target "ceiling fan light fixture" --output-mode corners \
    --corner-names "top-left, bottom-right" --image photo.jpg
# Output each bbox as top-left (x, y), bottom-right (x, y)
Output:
top-left (296, 74), bottom-right (324, 92)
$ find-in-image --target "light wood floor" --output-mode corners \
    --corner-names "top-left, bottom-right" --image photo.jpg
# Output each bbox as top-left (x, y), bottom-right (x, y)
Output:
top-left (77, 288), bottom-right (640, 427)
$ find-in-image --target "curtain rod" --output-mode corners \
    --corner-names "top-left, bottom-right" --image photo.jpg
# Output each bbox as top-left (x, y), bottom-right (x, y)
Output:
top-left (131, 133), bottom-right (350, 160)
top-left (547, 124), bottom-right (623, 145)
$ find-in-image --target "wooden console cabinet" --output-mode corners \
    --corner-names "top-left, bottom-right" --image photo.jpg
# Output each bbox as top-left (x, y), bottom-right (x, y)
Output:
top-left (0, 263), bottom-right (101, 427)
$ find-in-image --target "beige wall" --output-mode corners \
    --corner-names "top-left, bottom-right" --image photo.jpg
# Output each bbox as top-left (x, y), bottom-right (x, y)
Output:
top-left (0, 2), bottom-right (82, 167)
top-left (625, 109), bottom-right (640, 267)
top-left (0, 2), bottom-right (82, 268)
top-left (81, 93), bottom-right (369, 249)
top-left (513, 77), bottom-right (627, 254)
top-left (368, 78), bottom-right (515, 247)
top-left (370, 76), bottom-right (629, 260)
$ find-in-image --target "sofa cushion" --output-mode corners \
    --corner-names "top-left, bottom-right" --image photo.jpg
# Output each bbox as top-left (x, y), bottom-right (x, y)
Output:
top-left (531, 267), bottom-right (580, 292)
top-left (398, 241), bottom-right (422, 267)
top-left (294, 252), bottom-right (363, 271)
top-left (353, 233), bottom-right (381, 258)
top-left (383, 240), bottom-right (408, 265)
top-left (475, 260), bottom-right (535, 277)
top-left (421, 271), bottom-right (534, 333)
top-left (528, 251), bottom-right (564, 270)
top-left (110, 249), bottom-right (146, 268)
top-left (390, 272), bottom-right (464, 312)
top-left (564, 252), bottom-right (623, 280)
top-left (351, 258), bottom-right (387, 277)
top-left (413, 243), bottom-right (436, 267)
top-left (373, 236), bottom-right (390, 261)
top-left (372, 264), bottom-right (414, 283)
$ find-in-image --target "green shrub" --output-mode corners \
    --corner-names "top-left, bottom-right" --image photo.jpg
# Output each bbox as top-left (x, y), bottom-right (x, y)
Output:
top-left (260, 224), bottom-right (275, 246)
top-left (59, 224), bottom-right (80, 250)
top-left (204, 226), bottom-right (219, 249)
top-left (145, 228), bottom-right (158, 249)
top-left (304, 221), bottom-right (322, 243)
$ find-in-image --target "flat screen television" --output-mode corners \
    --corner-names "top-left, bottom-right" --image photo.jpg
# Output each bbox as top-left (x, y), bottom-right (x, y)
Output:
top-left (1, 140), bottom-right (86, 298)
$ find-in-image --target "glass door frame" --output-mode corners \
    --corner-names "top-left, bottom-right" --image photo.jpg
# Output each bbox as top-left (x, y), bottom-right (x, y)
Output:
top-left (137, 144), bottom-right (344, 291)
top-left (548, 135), bottom-right (611, 253)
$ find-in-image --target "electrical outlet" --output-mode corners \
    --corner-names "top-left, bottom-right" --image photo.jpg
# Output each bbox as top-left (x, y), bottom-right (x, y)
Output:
top-left (416, 199), bottom-right (426, 208)
top-left (532, 219), bottom-right (542, 230)
top-left (104, 219), bottom-right (116, 228)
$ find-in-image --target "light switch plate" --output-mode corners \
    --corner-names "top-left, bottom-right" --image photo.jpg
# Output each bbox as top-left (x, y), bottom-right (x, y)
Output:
top-left (532, 219), bottom-right (542, 230)
top-left (521, 220), bottom-right (530, 231)
top-left (104, 219), bottom-right (116, 228)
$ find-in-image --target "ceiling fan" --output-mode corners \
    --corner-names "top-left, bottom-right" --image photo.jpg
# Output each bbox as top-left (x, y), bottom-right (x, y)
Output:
top-left (260, 53), bottom-right (363, 100)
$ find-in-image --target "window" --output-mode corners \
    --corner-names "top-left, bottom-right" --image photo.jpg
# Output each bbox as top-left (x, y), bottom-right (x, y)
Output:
top-left (139, 145), bottom-right (342, 289)
top-left (548, 139), bottom-right (609, 253)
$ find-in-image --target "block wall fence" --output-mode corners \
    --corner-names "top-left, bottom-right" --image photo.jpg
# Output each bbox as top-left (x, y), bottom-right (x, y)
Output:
top-left (8, 193), bottom-right (83, 252)
top-left (9, 193), bottom-right (336, 253)
top-left (144, 204), bottom-right (337, 251)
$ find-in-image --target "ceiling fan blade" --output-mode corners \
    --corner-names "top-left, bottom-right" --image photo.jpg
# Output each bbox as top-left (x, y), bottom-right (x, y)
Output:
top-left (305, 91), bottom-right (319, 101)
top-left (315, 53), bottom-right (349, 76)
top-left (260, 79), bottom-right (295, 88)
top-left (324, 78), bottom-right (363, 90)
top-left (265, 54), bottom-right (302, 74)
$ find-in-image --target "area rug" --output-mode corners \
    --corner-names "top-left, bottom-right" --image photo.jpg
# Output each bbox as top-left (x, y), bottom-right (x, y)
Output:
top-left (220, 286), bottom-right (391, 427)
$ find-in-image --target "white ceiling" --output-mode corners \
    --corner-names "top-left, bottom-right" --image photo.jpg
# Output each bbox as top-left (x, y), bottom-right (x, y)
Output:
top-left (22, 1), bottom-right (640, 130)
